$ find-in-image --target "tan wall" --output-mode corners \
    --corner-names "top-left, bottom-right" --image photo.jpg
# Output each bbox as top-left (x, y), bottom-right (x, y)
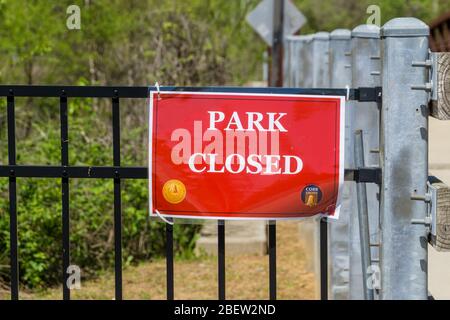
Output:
top-left (428, 117), bottom-right (450, 299)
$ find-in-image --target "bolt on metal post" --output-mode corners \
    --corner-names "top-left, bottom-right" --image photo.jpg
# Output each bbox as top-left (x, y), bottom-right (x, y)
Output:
top-left (380, 18), bottom-right (429, 300)
top-left (351, 24), bottom-right (381, 300)
top-left (329, 28), bottom-right (352, 300)
top-left (354, 130), bottom-right (374, 300)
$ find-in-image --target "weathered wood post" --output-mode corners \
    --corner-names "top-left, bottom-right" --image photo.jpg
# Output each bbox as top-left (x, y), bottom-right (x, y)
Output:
top-left (430, 52), bottom-right (450, 120)
top-left (428, 177), bottom-right (450, 251)
top-left (427, 50), bottom-right (450, 256)
top-left (380, 17), bottom-right (429, 300)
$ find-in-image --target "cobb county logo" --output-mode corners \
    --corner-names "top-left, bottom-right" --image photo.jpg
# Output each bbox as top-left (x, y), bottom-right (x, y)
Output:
top-left (162, 179), bottom-right (187, 204)
top-left (301, 185), bottom-right (322, 207)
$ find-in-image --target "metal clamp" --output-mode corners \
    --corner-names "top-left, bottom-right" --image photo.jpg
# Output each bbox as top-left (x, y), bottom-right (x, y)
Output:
top-left (345, 167), bottom-right (381, 184)
top-left (356, 87), bottom-right (382, 103)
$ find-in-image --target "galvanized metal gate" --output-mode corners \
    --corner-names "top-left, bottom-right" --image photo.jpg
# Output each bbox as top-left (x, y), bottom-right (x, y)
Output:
top-left (284, 17), bottom-right (431, 300)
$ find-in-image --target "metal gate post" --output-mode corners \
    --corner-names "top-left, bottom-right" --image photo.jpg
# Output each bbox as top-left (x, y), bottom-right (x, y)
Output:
top-left (312, 31), bottom-right (330, 299)
top-left (284, 36), bottom-right (304, 87)
top-left (292, 36), bottom-right (304, 88)
top-left (283, 37), bottom-right (292, 86)
top-left (312, 32), bottom-right (330, 88)
top-left (302, 35), bottom-right (314, 88)
top-left (380, 18), bottom-right (429, 300)
top-left (285, 36), bottom-right (303, 88)
top-left (329, 29), bottom-right (352, 300)
top-left (350, 24), bottom-right (381, 300)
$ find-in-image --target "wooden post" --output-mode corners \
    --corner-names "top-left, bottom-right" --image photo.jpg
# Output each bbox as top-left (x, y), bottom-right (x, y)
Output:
top-left (429, 177), bottom-right (450, 251)
top-left (430, 52), bottom-right (450, 120)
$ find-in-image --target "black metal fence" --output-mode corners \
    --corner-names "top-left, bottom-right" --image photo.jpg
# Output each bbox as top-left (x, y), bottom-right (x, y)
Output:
top-left (0, 85), bottom-right (380, 300)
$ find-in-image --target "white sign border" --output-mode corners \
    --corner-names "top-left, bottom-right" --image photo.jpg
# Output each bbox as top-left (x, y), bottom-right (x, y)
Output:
top-left (148, 90), bottom-right (345, 221)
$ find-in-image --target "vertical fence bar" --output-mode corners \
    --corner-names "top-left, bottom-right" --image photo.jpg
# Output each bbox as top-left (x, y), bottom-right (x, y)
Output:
top-left (320, 217), bottom-right (328, 300)
top-left (351, 24), bottom-right (381, 299)
top-left (269, 221), bottom-right (276, 300)
top-left (112, 94), bottom-right (123, 300)
top-left (329, 29), bottom-right (353, 300)
top-left (354, 130), bottom-right (374, 300)
top-left (380, 18), bottom-right (429, 299)
top-left (7, 93), bottom-right (18, 300)
top-left (60, 95), bottom-right (70, 300)
top-left (166, 223), bottom-right (174, 300)
top-left (218, 220), bottom-right (225, 300)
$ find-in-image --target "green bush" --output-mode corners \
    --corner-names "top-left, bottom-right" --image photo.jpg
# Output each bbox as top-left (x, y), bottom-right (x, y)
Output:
top-left (0, 0), bottom-right (265, 289)
top-left (0, 98), bottom-right (201, 288)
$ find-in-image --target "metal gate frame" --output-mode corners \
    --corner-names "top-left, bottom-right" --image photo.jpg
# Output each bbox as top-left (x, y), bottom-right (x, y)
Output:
top-left (0, 85), bottom-right (379, 300)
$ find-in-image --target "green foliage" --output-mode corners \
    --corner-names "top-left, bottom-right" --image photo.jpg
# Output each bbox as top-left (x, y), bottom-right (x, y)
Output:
top-left (0, 97), bottom-right (201, 288)
top-left (0, 0), bottom-right (264, 289)
top-left (0, 0), bottom-right (448, 289)
top-left (0, 0), bottom-right (265, 86)
top-left (294, 0), bottom-right (450, 33)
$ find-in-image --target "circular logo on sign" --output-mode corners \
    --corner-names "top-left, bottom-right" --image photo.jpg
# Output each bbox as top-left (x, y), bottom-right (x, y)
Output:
top-left (301, 185), bottom-right (322, 207)
top-left (162, 179), bottom-right (186, 204)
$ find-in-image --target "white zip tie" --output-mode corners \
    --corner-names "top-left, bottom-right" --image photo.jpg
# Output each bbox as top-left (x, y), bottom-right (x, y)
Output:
top-left (345, 85), bottom-right (350, 101)
top-left (154, 81), bottom-right (161, 100)
top-left (155, 209), bottom-right (174, 225)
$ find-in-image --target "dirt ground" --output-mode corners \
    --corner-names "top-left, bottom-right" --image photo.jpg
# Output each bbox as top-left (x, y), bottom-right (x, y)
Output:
top-left (0, 221), bottom-right (315, 300)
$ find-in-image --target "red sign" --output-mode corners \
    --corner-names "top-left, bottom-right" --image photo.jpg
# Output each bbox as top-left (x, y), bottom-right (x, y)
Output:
top-left (149, 91), bottom-right (345, 220)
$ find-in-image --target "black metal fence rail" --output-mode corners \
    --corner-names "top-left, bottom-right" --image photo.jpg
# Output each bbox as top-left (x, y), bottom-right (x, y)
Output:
top-left (0, 86), bottom-right (152, 301)
top-left (0, 85), bottom-right (381, 300)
